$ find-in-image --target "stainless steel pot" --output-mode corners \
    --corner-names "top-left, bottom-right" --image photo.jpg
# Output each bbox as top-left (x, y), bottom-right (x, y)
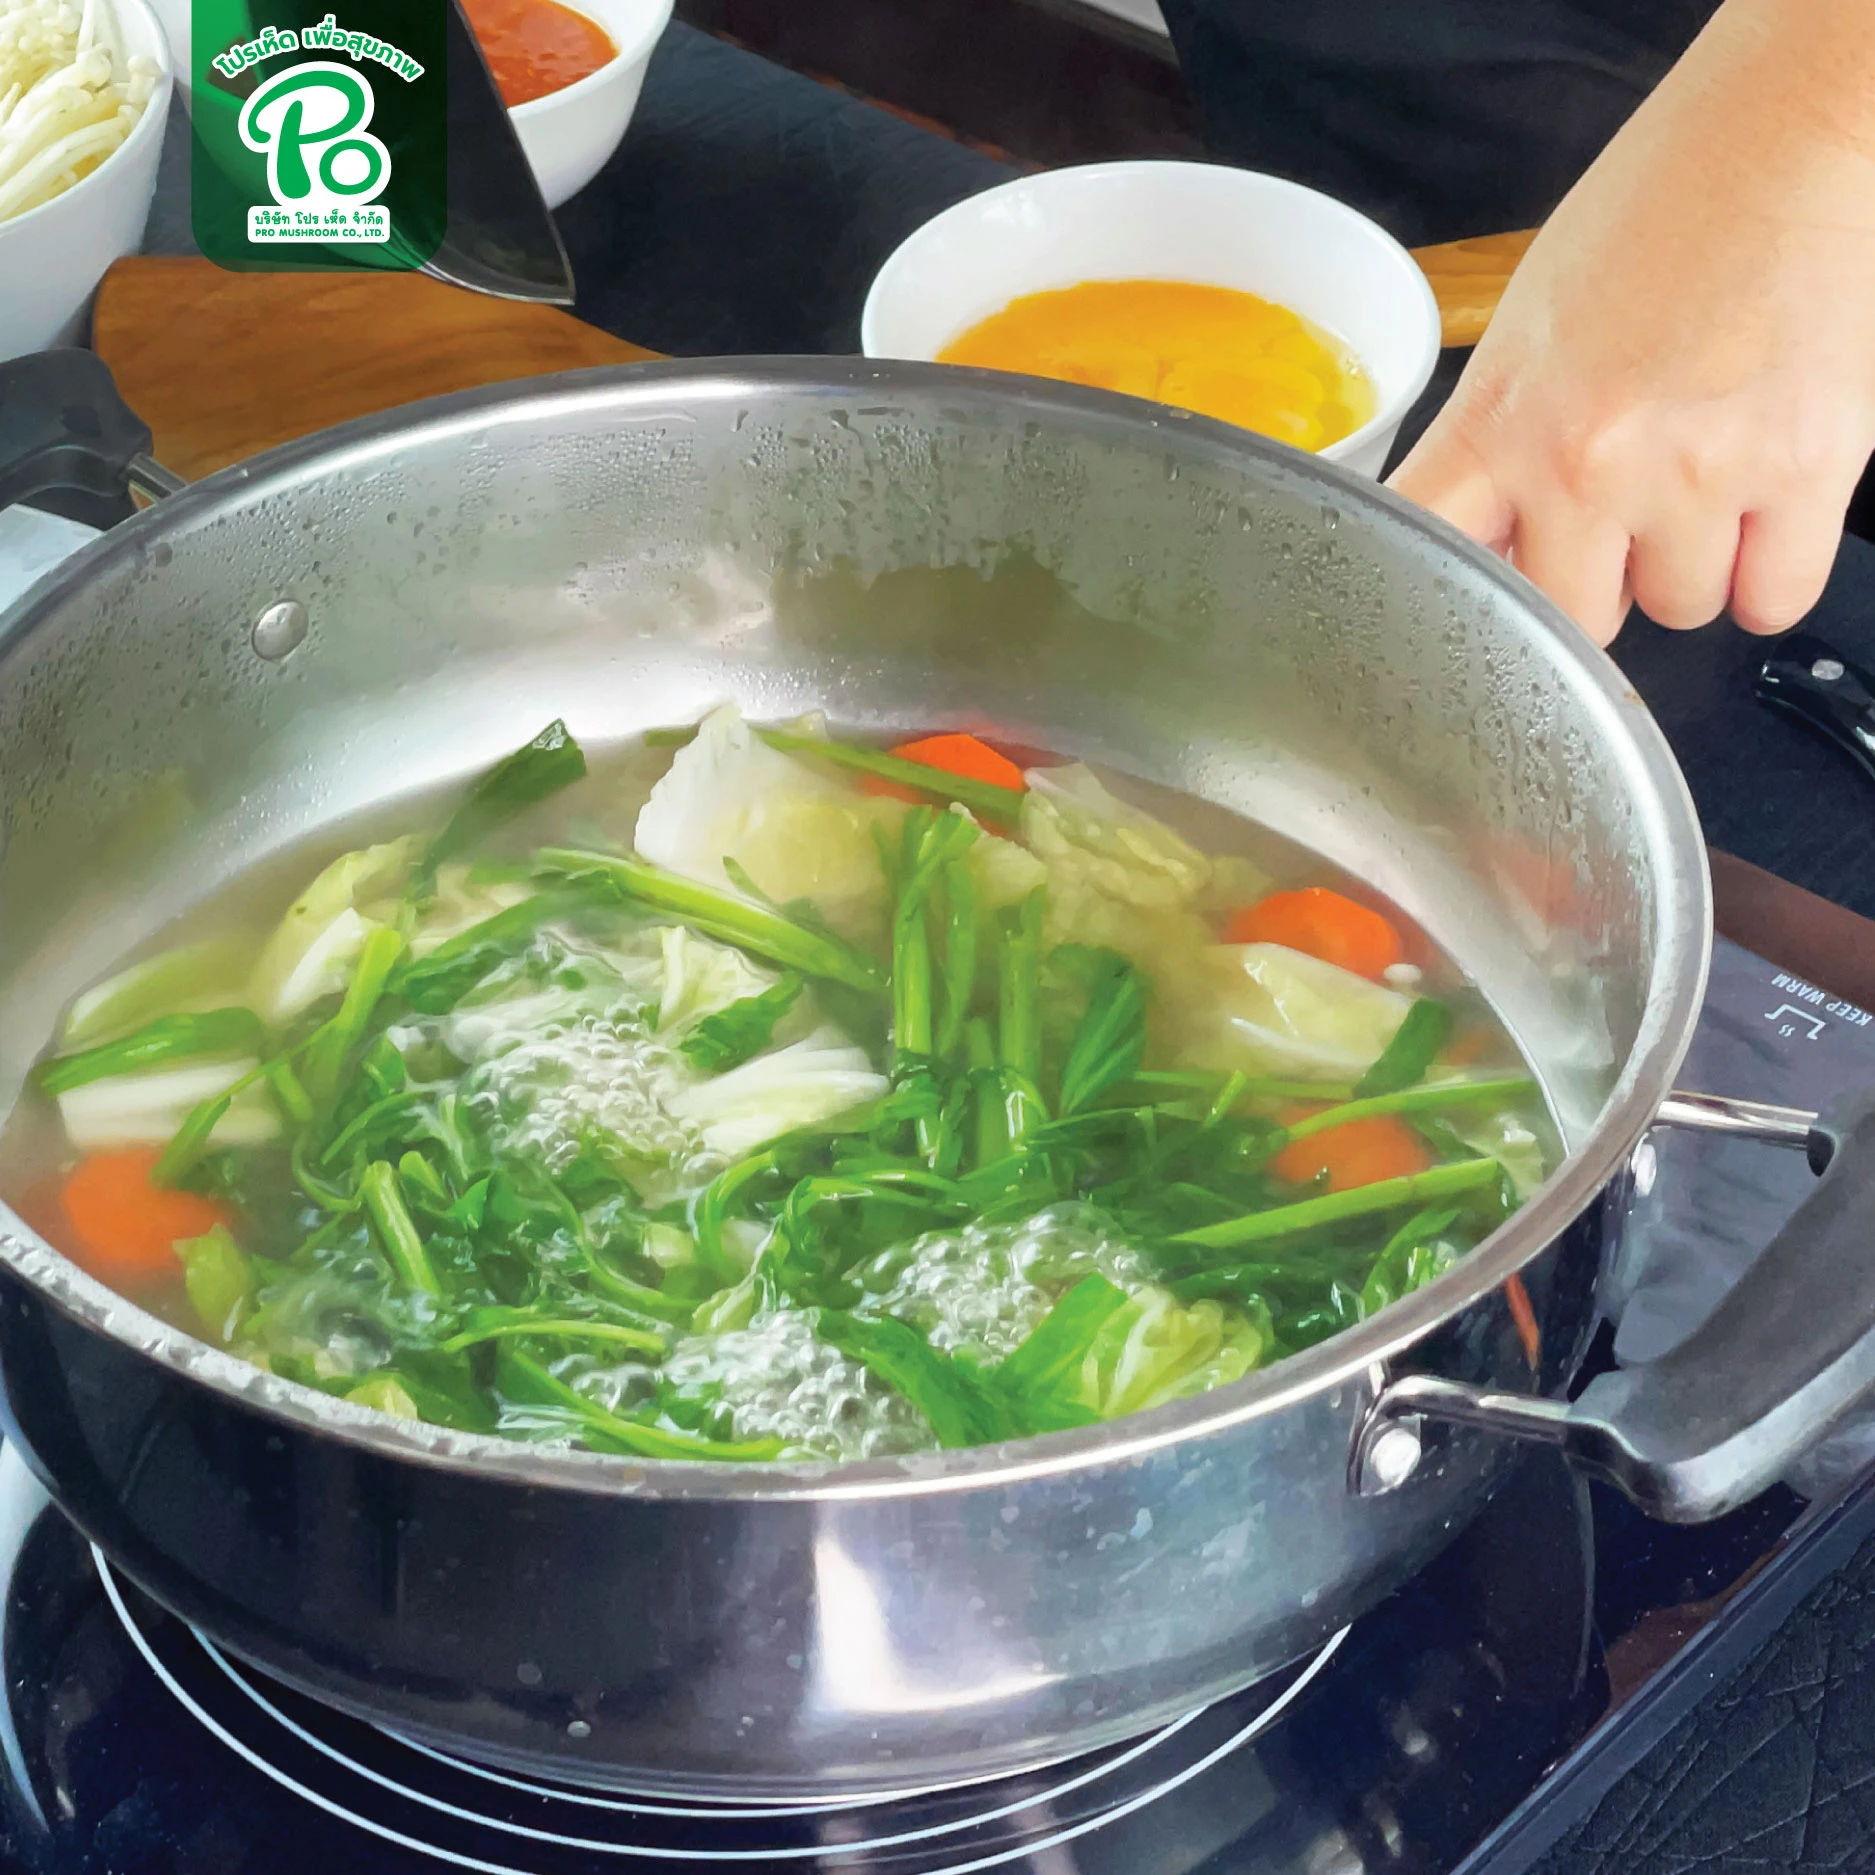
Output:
top-left (0, 351), bottom-right (1869, 1798)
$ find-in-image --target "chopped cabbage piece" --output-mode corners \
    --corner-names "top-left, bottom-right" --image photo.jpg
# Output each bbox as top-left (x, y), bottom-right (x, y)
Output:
top-left (406, 864), bottom-right (536, 959)
top-left (62, 938), bottom-right (254, 1048)
top-left (57, 1058), bottom-right (277, 1149)
top-left (248, 838), bottom-right (417, 1026)
top-left (654, 925), bottom-right (780, 1034)
top-left (1015, 764), bottom-right (1225, 1026)
top-left (968, 827), bottom-right (1049, 912)
top-left (1020, 764), bottom-right (1211, 912)
top-left (665, 1023), bottom-right (886, 1158)
top-left (633, 706), bottom-right (901, 936)
top-left (1079, 1287), bottom-right (1269, 1418)
top-left (1176, 941), bottom-right (1413, 1080)
top-left (1446, 1105), bottom-right (1550, 1198)
top-left (346, 1375), bottom-right (423, 1419)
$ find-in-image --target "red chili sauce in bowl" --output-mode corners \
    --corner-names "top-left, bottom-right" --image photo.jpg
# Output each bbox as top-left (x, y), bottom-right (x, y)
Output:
top-left (462, 0), bottom-right (617, 107)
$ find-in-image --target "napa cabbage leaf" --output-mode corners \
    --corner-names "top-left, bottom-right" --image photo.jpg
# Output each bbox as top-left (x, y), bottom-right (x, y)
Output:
top-left (57, 1057), bottom-right (277, 1149)
top-left (633, 705), bottom-right (903, 937)
top-left (248, 837), bottom-right (419, 1026)
top-left (664, 1023), bottom-right (888, 1158)
top-left (1177, 941), bottom-right (1413, 1080)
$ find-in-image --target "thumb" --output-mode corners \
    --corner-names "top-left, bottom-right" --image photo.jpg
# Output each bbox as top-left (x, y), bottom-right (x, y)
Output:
top-left (1387, 423), bottom-right (1515, 554)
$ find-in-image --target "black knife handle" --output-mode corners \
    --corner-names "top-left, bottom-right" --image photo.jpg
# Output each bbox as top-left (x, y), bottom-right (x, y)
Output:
top-left (1755, 631), bottom-right (1875, 787)
top-left (0, 350), bottom-right (151, 526)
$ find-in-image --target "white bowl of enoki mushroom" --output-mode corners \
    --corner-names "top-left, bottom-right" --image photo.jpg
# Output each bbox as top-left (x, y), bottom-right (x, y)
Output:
top-left (0, 0), bottom-right (170, 360)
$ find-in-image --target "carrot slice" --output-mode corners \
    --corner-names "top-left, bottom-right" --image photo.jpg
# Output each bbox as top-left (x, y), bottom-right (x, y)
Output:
top-left (860, 733), bottom-right (1029, 805)
top-left (893, 734), bottom-right (1026, 790)
top-left (1504, 1274), bottom-right (1541, 1370)
top-left (1270, 1113), bottom-right (1433, 1193)
top-left (60, 1148), bottom-right (232, 1284)
top-left (1223, 887), bottom-right (1405, 981)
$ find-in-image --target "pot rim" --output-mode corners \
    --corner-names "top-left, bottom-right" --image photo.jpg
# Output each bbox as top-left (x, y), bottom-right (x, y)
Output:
top-left (0, 357), bottom-right (1712, 1503)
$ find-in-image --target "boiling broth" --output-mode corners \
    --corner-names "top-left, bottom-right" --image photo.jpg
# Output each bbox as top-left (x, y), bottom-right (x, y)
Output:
top-left (1, 713), bottom-right (1555, 1462)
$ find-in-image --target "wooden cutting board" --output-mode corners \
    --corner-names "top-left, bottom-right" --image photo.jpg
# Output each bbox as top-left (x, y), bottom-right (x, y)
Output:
top-left (93, 231), bottom-right (1534, 481)
top-left (93, 260), bottom-right (660, 482)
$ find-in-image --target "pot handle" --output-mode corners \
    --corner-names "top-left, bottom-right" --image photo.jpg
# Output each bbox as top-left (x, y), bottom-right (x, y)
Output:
top-left (1754, 633), bottom-right (1875, 790)
top-left (1355, 1085), bottom-right (1875, 1522)
top-left (0, 349), bottom-right (184, 517)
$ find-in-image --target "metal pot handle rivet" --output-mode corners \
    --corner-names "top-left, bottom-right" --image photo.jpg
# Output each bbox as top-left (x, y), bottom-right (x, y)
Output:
top-left (251, 601), bottom-right (309, 662)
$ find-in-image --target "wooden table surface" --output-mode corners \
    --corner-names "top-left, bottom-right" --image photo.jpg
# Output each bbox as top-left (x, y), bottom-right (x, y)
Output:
top-left (94, 228), bottom-right (1535, 482)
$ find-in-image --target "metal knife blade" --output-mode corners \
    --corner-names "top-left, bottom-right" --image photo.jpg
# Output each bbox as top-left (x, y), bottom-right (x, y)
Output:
top-left (424, 0), bottom-right (576, 305)
top-left (1754, 631), bottom-right (1875, 787)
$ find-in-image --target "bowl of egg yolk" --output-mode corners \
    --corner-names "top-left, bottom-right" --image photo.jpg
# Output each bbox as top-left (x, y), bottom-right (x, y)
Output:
top-left (860, 161), bottom-right (1440, 476)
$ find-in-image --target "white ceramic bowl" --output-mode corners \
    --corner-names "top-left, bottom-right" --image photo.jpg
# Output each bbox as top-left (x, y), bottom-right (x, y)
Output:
top-left (509, 0), bottom-right (670, 210)
top-left (0, 0), bottom-right (173, 361)
top-left (861, 160), bottom-right (1441, 477)
top-left (152, 0), bottom-right (668, 212)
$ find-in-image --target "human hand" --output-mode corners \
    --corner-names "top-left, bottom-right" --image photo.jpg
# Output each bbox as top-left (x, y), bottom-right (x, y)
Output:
top-left (1388, 0), bottom-right (1875, 646)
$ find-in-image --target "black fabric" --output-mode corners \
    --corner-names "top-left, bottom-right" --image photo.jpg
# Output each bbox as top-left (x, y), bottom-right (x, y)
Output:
top-left (1156, 0), bottom-right (1721, 245)
top-left (556, 25), bottom-right (1010, 356)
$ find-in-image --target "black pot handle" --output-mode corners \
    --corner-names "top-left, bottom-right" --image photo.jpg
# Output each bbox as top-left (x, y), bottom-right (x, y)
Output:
top-left (1755, 632), bottom-right (1875, 789)
top-left (0, 350), bottom-right (184, 523)
top-left (1355, 1086), bottom-right (1875, 1522)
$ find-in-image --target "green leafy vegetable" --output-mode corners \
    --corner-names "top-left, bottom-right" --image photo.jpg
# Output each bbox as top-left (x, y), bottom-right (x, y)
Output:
top-left (61, 938), bottom-right (253, 1049)
top-left (815, 1309), bottom-right (1015, 1448)
top-left (994, 889), bottom-right (1048, 1150)
top-left (418, 720), bottom-right (588, 892)
top-left (395, 890), bottom-right (585, 1014)
top-left (537, 847), bottom-right (885, 993)
top-left (441, 1308), bottom-right (665, 1357)
top-left (1359, 1206), bottom-right (1462, 1315)
top-left (993, 1273), bottom-right (1127, 1413)
top-left (495, 1348), bottom-right (786, 1461)
top-left (360, 1159), bottom-right (441, 1297)
top-left (301, 924), bottom-right (407, 1109)
top-left (28, 706), bottom-right (1560, 1467)
top-left (936, 858), bottom-right (978, 1059)
top-left (35, 1008), bottom-right (264, 1094)
top-left (680, 975), bottom-right (804, 1072)
top-left (153, 1081), bottom-right (247, 1186)
top-left (1169, 1157), bottom-right (1502, 1252)
top-left (1055, 952), bottom-right (1148, 1117)
top-left (175, 1225), bottom-right (255, 1342)
top-left (1354, 998), bottom-right (1452, 1098)
top-left (1269, 1075), bottom-right (1537, 1154)
top-left (759, 728), bottom-right (1025, 826)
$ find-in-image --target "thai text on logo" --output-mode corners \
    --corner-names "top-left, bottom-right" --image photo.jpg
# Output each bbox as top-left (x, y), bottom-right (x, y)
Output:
top-left (212, 16), bottom-right (426, 244)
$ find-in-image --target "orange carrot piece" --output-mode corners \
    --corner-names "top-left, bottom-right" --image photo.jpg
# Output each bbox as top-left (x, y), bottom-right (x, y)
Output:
top-left (60, 1149), bottom-right (231, 1284)
top-left (892, 734), bottom-right (1027, 790)
top-left (1443, 1024), bottom-right (1495, 1067)
top-left (1504, 1274), bottom-right (1541, 1370)
top-left (1270, 1113), bottom-right (1433, 1193)
top-left (1223, 887), bottom-right (1405, 982)
top-left (860, 732), bottom-right (1030, 805)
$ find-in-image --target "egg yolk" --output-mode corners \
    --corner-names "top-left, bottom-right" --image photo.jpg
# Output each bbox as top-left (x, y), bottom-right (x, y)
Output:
top-left (936, 280), bottom-right (1376, 453)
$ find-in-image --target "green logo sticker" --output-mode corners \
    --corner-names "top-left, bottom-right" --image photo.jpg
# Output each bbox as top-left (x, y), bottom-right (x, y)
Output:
top-left (192, 0), bottom-right (445, 270)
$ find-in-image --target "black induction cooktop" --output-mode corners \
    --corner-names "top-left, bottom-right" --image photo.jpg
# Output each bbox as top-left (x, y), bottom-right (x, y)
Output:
top-left (1, 931), bottom-right (1872, 1875)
